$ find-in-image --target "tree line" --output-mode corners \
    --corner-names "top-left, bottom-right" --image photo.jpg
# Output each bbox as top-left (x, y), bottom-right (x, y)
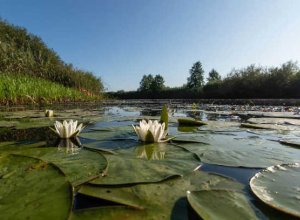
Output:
top-left (0, 19), bottom-right (104, 95)
top-left (109, 60), bottom-right (300, 99)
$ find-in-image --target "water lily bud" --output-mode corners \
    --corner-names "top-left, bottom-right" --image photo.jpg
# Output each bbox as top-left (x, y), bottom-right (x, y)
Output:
top-left (45, 110), bottom-right (54, 117)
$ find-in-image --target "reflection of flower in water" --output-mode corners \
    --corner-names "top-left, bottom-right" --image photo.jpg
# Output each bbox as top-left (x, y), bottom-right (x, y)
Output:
top-left (57, 137), bottom-right (82, 155)
top-left (136, 144), bottom-right (166, 160)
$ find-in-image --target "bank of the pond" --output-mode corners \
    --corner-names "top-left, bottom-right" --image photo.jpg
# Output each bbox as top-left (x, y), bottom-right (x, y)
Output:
top-left (102, 98), bottom-right (300, 107)
top-left (0, 74), bottom-right (103, 105)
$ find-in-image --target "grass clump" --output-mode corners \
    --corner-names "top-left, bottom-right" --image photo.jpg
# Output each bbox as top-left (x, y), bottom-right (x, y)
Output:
top-left (0, 73), bottom-right (101, 105)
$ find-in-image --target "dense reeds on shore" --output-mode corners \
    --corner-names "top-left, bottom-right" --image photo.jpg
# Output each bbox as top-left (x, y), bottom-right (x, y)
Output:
top-left (0, 73), bottom-right (101, 105)
top-left (0, 19), bottom-right (104, 102)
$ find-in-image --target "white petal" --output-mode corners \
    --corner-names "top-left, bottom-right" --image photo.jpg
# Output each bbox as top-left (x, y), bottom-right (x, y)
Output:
top-left (76, 123), bottom-right (83, 134)
top-left (154, 125), bottom-right (162, 142)
top-left (137, 128), bottom-right (147, 141)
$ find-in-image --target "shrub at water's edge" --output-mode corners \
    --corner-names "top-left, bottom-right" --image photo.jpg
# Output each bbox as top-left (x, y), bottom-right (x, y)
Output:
top-left (0, 73), bottom-right (102, 105)
top-left (0, 19), bottom-right (104, 97)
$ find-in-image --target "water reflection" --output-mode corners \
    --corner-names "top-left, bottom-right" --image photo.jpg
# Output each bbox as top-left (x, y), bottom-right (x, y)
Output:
top-left (135, 144), bottom-right (166, 160)
top-left (140, 109), bottom-right (161, 116)
top-left (57, 137), bottom-right (82, 155)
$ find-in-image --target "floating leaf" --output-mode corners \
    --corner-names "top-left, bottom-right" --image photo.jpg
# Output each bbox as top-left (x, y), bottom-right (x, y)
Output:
top-left (89, 143), bottom-right (200, 185)
top-left (0, 141), bottom-right (46, 154)
top-left (0, 154), bottom-right (72, 220)
top-left (241, 123), bottom-right (292, 131)
top-left (250, 163), bottom-right (300, 218)
top-left (177, 134), bottom-right (300, 168)
top-left (187, 190), bottom-right (261, 220)
top-left (15, 147), bottom-right (107, 186)
top-left (247, 117), bottom-right (300, 126)
top-left (71, 206), bottom-right (148, 220)
top-left (279, 139), bottom-right (300, 148)
top-left (198, 121), bottom-right (241, 132)
top-left (171, 137), bottom-right (209, 144)
top-left (178, 118), bottom-right (207, 126)
top-left (78, 171), bottom-right (244, 219)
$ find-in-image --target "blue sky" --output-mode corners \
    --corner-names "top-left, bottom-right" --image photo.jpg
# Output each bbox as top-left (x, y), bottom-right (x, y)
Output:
top-left (1, 0), bottom-right (300, 91)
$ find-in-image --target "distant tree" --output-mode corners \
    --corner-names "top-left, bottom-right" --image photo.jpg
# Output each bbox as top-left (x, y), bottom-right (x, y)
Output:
top-left (150, 74), bottom-right (165, 92)
top-left (138, 74), bottom-right (154, 92)
top-left (187, 61), bottom-right (204, 90)
top-left (207, 69), bottom-right (221, 82)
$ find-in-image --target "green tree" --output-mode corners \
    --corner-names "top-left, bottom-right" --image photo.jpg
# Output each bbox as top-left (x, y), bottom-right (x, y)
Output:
top-left (207, 69), bottom-right (221, 82)
top-left (138, 74), bottom-right (165, 93)
top-left (187, 61), bottom-right (204, 90)
top-left (138, 74), bottom-right (154, 92)
top-left (150, 74), bottom-right (165, 92)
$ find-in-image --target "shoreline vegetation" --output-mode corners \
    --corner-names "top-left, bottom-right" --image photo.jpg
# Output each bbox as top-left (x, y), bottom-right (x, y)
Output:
top-left (0, 73), bottom-right (102, 105)
top-left (0, 19), bottom-right (104, 105)
top-left (108, 61), bottom-right (300, 100)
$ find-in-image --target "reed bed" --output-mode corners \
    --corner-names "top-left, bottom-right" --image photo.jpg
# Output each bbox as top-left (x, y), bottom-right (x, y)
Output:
top-left (0, 73), bottom-right (100, 105)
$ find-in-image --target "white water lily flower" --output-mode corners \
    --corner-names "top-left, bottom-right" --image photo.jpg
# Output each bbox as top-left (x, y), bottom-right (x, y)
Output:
top-left (51, 120), bottom-right (84, 138)
top-left (132, 120), bottom-right (169, 143)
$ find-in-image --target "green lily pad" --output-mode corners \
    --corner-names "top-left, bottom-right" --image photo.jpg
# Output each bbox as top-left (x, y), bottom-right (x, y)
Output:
top-left (197, 121), bottom-right (241, 133)
top-left (0, 154), bottom-right (72, 220)
top-left (279, 139), bottom-right (300, 148)
top-left (77, 171), bottom-right (244, 219)
top-left (176, 126), bottom-right (199, 132)
top-left (242, 112), bottom-right (300, 119)
top-left (0, 120), bottom-right (20, 128)
top-left (89, 143), bottom-right (200, 185)
top-left (171, 137), bottom-right (209, 144)
top-left (177, 134), bottom-right (300, 168)
top-left (187, 190), bottom-right (261, 220)
top-left (178, 118), bottom-right (207, 126)
top-left (241, 123), bottom-right (292, 131)
top-left (0, 141), bottom-right (46, 154)
top-left (250, 163), bottom-right (300, 218)
top-left (15, 147), bottom-right (107, 186)
top-left (247, 117), bottom-right (300, 126)
top-left (71, 206), bottom-right (149, 220)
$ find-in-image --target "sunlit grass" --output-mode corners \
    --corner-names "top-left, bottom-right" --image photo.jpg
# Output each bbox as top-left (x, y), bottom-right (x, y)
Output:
top-left (0, 73), bottom-right (101, 104)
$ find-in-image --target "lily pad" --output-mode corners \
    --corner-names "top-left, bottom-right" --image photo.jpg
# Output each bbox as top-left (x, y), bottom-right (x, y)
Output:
top-left (247, 117), bottom-right (300, 126)
top-left (15, 147), bottom-right (107, 186)
top-left (71, 206), bottom-right (149, 220)
top-left (0, 141), bottom-right (46, 154)
top-left (177, 118), bottom-right (207, 126)
top-left (187, 190), bottom-right (261, 220)
top-left (177, 134), bottom-right (300, 168)
top-left (0, 154), bottom-right (72, 220)
top-left (89, 143), bottom-right (200, 185)
top-left (77, 171), bottom-right (244, 219)
top-left (241, 123), bottom-right (293, 131)
top-left (279, 139), bottom-right (300, 148)
top-left (197, 120), bottom-right (241, 133)
top-left (250, 163), bottom-right (300, 218)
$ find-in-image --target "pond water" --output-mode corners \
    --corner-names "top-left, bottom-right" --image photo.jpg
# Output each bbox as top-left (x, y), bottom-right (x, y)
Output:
top-left (0, 101), bottom-right (300, 220)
